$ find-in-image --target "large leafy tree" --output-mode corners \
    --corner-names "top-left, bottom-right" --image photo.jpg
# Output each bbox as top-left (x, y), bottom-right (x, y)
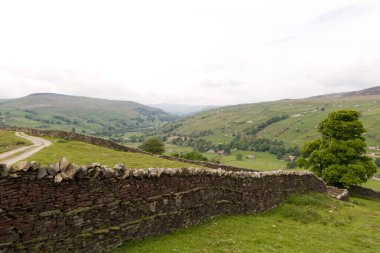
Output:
top-left (298, 110), bottom-right (376, 188)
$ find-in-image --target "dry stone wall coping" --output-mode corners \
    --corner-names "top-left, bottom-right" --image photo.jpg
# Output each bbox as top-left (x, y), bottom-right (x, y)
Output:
top-left (1, 156), bottom-right (317, 182)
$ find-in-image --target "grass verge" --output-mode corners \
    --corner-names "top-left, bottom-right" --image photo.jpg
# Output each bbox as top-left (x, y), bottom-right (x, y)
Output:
top-left (113, 193), bottom-right (380, 253)
top-left (0, 131), bottom-right (33, 153)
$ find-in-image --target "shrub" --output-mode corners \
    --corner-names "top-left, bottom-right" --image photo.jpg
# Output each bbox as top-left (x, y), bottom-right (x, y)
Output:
top-left (139, 138), bottom-right (165, 154)
top-left (286, 161), bottom-right (297, 169)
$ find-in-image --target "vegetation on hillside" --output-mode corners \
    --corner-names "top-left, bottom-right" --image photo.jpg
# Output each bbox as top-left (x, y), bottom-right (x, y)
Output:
top-left (298, 110), bottom-right (377, 187)
top-left (170, 151), bottom-right (208, 161)
top-left (139, 138), bottom-right (165, 154)
top-left (246, 115), bottom-right (288, 135)
top-left (0, 93), bottom-right (175, 138)
top-left (113, 194), bottom-right (380, 253)
top-left (158, 88), bottom-right (380, 150)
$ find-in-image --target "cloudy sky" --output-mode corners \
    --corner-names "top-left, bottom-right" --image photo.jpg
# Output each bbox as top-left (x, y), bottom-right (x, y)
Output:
top-left (0, 0), bottom-right (379, 105)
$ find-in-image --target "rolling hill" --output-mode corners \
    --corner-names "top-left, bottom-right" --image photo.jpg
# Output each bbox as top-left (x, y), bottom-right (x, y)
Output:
top-left (0, 93), bottom-right (175, 136)
top-left (162, 86), bottom-right (380, 147)
top-left (149, 104), bottom-right (220, 116)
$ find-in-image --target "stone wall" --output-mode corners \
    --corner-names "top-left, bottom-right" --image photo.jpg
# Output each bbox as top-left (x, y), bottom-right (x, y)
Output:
top-left (0, 127), bottom-right (256, 172)
top-left (349, 185), bottom-right (380, 200)
top-left (0, 161), bottom-right (327, 253)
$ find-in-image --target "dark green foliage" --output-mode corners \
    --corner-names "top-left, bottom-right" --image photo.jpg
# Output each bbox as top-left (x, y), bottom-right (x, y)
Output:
top-left (230, 136), bottom-right (300, 159)
top-left (246, 115), bottom-right (288, 135)
top-left (236, 153), bottom-right (243, 160)
top-left (171, 151), bottom-right (208, 161)
top-left (210, 157), bottom-right (221, 164)
top-left (298, 110), bottom-right (377, 187)
top-left (286, 161), bottom-right (297, 169)
top-left (375, 158), bottom-right (380, 168)
top-left (139, 138), bottom-right (165, 154)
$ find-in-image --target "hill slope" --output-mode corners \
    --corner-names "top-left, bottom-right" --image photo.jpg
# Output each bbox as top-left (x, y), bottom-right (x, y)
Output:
top-left (149, 104), bottom-right (219, 116)
top-left (163, 86), bottom-right (380, 146)
top-left (0, 93), bottom-right (174, 136)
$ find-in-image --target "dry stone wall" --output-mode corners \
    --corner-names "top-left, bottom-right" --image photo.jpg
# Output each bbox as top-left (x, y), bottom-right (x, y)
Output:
top-left (0, 160), bottom-right (327, 253)
top-left (0, 127), bottom-right (256, 172)
top-left (349, 185), bottom-right (380, 200)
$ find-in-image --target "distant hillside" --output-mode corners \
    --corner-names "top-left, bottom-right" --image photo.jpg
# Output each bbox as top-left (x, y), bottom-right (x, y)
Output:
top-left (309, 86), bottom-right (380, 99)
top-left (0, 93), bottom-right (175, 136)
top-left (149, 104), bottom-right (220, 116)
top-left (160, 86), bottom-right (380, 147)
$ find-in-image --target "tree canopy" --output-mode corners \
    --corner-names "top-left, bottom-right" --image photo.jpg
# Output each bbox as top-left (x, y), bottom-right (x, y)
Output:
top-left (298, 110), bottom-right (376, 188)
top-left (139, 138), bottom-right (165, 154)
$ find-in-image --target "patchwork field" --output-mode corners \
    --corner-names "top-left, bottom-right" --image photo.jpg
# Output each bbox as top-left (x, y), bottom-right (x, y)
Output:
top-left (113, 193), bottom-right (380, 253)
top-left (167, 94), bottom-right (380, 147)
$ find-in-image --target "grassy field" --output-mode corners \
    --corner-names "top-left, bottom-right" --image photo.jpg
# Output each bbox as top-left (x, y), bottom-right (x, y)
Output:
top-left (0, 131), bottom-right (32, 153)
top-left (113, 193), bottom-right (380, 253)
top-left (165, 144), bottom-right (194, 155)
top-left (362, 179), bottom-right (380, 191)
top-left (361, 168), bottom-right (380, 191)
top-left (203, 150), bottom-right (288, 171)
top-left (27, 138), bottom-right (199, 168)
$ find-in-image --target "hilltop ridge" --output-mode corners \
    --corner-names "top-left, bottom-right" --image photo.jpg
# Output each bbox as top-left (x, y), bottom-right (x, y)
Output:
top-left (0, 93), bottom-right (175, 136)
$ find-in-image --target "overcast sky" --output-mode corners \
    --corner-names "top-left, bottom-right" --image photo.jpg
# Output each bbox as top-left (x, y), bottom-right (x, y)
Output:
top-left (0, 0), bottom-right (379, 105)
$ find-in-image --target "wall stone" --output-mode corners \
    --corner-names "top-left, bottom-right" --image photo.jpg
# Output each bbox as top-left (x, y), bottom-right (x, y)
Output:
top-left (0, 127), bottom-right (256, 172)
top-left (349, 185), bottom-right (380, 200)
top-left (0, 162), bottom-right (327, 253)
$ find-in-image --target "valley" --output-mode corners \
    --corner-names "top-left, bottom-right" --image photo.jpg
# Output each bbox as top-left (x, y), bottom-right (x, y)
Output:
top-left (1, 87), bottom-right (380, 253)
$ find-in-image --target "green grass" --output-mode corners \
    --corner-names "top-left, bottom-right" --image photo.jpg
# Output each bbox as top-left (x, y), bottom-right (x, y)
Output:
top-left (27, 138), bottom-right (200, 168)
top-left (164, 144), bottom-right (194, 155)
top-left (123, 143), bottom-right (287, 171)
top-left (113, 193), bottom-right (380, 253)
top-left (203, 150), bottom-right (288, 171)
top-left (0, 131), bottom-right (32, 153)
top-left (362, 179), bottom-right (380, 191)
top-left (361, 168), bottom-right (380, 191)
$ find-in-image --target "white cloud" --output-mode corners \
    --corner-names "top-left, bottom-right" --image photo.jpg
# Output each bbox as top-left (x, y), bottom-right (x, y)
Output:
top-left (0, 0), bottom-right (379, 105)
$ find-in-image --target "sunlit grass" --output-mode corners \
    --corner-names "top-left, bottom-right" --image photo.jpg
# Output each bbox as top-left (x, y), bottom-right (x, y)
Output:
top-left (28, 138), bottom-right (200, 168)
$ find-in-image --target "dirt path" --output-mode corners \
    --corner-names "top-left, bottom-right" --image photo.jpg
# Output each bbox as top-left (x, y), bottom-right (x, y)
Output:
top-left (0, 132), bottom-right (51, 166)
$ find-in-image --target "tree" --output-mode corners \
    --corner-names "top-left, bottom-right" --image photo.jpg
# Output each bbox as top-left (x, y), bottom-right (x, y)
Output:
top-left (178, 151), bottom-right (208, 161)
top-left (139, 138), bottom-right (165, 154)
top-left (236, 153), bottom-right (243, 160)
top-left (286, 161), bottom-right (297, 169)
top-left (297, 110), bottom-right (376, 188)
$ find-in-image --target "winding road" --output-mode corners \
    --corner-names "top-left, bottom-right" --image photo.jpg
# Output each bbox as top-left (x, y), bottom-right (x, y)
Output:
top-left (0, 132), bottom-right (51, 166)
